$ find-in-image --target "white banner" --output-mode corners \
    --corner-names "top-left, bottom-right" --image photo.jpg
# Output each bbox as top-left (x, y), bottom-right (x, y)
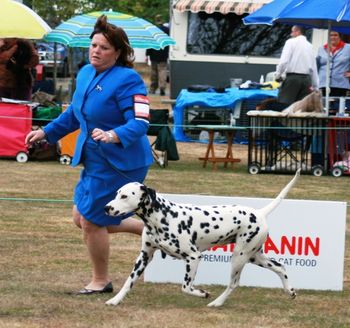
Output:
top-left (144, 194), bottom-right (347, 291)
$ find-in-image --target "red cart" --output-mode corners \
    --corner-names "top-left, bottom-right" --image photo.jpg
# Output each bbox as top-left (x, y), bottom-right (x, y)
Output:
top-left (0, 102), bottom-right (32, 162)
top-left (328, 117), bottom-right (350, 177)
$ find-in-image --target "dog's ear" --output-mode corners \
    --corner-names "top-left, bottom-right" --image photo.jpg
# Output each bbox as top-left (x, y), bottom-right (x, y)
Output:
top-left (140, 185), bottom-right (159, 207)
top-left (146, 187), bottom-right (158, 207)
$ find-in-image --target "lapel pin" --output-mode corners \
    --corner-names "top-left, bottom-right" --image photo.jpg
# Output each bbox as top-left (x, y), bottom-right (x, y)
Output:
top-left (96, 85), bottom-right (103, 92)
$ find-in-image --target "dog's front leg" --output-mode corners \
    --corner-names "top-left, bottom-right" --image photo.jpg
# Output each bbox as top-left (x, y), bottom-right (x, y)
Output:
top-left (182, 253), bottom-right (210, 298)
top-left (106, 243), bottom-right (155, 306)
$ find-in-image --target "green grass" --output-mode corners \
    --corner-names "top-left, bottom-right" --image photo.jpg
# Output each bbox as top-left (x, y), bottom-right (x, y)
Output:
top-left (0, 147), bottom-right (349, 328)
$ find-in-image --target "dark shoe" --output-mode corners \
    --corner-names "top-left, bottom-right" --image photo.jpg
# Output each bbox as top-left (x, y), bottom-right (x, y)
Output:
top-left (160, 89), bottom-right (166, 96)
top-left (77, 282), bottom-right (113, 295)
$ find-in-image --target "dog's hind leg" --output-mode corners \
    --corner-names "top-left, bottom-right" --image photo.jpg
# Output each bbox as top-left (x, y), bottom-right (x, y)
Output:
top-left (182, 253), bottom-right (210, 298)
top-left (106, 245), bottom-right (155, 306)
top-left (207, 246), bottom-right (249, 307)
top-left (250, 250), bottom-right (296, 299)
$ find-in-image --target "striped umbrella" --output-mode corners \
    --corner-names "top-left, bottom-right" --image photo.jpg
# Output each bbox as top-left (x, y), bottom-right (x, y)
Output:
top-left (44, 11), bottom-right (175, 50)
top-left (0, 0), bottom-right (51, 39)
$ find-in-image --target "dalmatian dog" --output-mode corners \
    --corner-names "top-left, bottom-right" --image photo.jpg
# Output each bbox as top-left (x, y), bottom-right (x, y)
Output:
top-left (104, 169), bottom-right (300, 307)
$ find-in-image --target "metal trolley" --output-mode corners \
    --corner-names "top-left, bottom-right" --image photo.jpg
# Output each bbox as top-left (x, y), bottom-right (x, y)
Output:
top-left (248, 115), bottom-right (329, 176)
top-left (328, 117), bottom-right (350, 177)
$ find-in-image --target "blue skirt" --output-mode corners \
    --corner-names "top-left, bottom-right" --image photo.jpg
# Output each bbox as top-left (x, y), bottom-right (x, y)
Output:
top-left (74, 140), bottom-right (149, 227)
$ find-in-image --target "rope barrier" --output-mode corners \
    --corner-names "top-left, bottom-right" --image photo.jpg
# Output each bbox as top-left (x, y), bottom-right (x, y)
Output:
top-left (0, 197), bottom-right (72, 203)
top-left (1, 114), bottom-right (350, 130)
top-left (0, 196), bottom-right (348, 207)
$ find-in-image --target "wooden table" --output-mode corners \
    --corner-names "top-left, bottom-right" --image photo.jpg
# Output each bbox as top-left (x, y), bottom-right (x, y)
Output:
top-left (197, 125), bottom-right (241, 170)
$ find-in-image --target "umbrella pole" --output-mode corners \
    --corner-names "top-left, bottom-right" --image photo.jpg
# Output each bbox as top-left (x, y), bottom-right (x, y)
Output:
top-left (68, 47), bottom-right (74, 100)
top-left (53, 42), bottom-right (57, 94)
top-left (325, 21), bottom-right (331, 116)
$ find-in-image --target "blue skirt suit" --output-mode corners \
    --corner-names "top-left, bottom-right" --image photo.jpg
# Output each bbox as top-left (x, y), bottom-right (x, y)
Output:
top-left (43, 64), bottom-right (154, 226)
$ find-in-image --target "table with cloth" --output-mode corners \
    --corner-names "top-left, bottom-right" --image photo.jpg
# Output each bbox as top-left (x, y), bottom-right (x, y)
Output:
top-left (172, 88), bottom-right (278, 142)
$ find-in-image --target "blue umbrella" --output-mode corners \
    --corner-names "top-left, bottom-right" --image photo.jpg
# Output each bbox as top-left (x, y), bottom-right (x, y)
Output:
top-left (243, 0), bottom-right (296, 25)
top-left (276, 0), bottom-right (350, 31)
top-left (244, 0), bottom-right (350, 114)
top-left (44, 11), bottom-right (175, 50)
top-left (244, 0), bottom-right (350, 31)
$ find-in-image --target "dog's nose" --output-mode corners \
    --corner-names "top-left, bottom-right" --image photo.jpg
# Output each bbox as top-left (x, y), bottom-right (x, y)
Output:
top-left (104, 205), bottom-right (112, 214)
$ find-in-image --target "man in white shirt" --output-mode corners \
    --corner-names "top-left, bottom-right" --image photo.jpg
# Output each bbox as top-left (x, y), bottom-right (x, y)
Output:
top-left (275, 25), bottom-right (319, 106)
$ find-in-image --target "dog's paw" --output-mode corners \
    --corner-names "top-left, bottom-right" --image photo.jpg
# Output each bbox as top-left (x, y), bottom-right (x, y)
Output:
top-left (207, 300), bottom-right (223, 307)
top-left (289, 288), bottom-right (297, 299)
top-left (199, 289), bottom-right (210, 298)
top-left (105, 297), bottom-right (121, 306)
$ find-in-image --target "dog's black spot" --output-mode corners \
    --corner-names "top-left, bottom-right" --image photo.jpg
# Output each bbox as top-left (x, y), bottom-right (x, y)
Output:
top-left (212, 217), bottom-right (217, 221)
top-left (200, 222), bottom-right (210, 229)
top-left (249, 213), bottom-right (257, 223)
top-left (191, 231), bottom-right (197, 244)
top-left (213, 225), bottom-right (220, 229)
top-left (270, 259), bottom-right (282, 267)
top-left (203, 211), bottom-right (210, 216)
top-left (133, 259), bottom-right (142, 272)
top-left (205, 229), bottom-right (210, 234)
top-left (246, 227), bottom-right (260, 243)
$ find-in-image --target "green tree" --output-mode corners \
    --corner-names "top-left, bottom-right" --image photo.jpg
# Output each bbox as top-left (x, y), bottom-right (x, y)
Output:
top-left (28, 0), bottom-right (170, 27)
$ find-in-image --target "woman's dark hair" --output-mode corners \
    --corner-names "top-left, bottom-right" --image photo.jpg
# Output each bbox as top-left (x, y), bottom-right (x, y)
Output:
top-left (90, 15), bottom-right (135, 68)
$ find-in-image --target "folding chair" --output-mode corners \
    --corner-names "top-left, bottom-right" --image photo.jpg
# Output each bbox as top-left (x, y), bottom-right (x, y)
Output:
top-left (267, 119), bottom-right (312, 171)
top-left (147, 109), bottom-right (171, 168)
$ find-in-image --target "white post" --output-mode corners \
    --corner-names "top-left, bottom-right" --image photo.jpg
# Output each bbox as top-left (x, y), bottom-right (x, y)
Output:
top-left (325, 21), bottom-right (331, 116)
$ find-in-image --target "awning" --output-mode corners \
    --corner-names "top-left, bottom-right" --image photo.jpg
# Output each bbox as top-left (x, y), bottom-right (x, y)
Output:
top-left (173, 0), bottom-right (272, 15)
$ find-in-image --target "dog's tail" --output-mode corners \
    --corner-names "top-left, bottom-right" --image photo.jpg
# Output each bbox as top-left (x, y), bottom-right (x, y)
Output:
top-left (258, 168), bottom-right (301, 217)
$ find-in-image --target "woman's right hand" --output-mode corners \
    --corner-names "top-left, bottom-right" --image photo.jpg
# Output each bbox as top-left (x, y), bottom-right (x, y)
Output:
top-left (25, 129), bottom-right (46, 147)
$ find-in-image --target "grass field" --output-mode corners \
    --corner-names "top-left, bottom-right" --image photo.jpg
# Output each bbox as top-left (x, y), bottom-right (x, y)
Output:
top-left (0, 140), bottom-right (349, 328)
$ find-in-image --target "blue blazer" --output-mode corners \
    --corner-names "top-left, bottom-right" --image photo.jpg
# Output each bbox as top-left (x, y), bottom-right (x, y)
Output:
top-left (44, 64), bottom-right (153, 171)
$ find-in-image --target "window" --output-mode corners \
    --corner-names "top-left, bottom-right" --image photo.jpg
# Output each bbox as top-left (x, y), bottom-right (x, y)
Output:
top-left (187, 12), bottom-right (293, 57)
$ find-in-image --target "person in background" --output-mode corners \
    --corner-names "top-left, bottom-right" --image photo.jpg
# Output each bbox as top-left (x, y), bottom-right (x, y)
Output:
top-left (317, 31), bottom-right (350, 97)
top-left (0, 38), bottom-right (39, 100)
top-left (146, 15), bottom-right (169, 96)
top-left (25, 15), bottom-right (153, 295)
top-left (275, 25), bottom-right (319, 106)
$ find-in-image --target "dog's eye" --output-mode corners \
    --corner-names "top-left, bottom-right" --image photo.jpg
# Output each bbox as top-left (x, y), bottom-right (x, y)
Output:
top-left (121, 195), bottom-right (127, 199)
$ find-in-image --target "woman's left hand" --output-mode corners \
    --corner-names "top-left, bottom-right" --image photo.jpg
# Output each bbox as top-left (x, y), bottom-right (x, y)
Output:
top-left (91, 128), bottom-right (118, 143)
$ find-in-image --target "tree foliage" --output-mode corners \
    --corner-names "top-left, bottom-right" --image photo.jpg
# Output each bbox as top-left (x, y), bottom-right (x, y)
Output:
top-left (27, 0), bottom-right (170, 27)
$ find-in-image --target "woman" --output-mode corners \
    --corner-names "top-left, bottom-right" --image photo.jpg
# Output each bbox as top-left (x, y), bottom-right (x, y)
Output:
top-left (25, 15), bottom-right (153, 294)
top-left (0, 38), bottom-right (39, 100)
top-left (317, 31), bottom-right (350, 97)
